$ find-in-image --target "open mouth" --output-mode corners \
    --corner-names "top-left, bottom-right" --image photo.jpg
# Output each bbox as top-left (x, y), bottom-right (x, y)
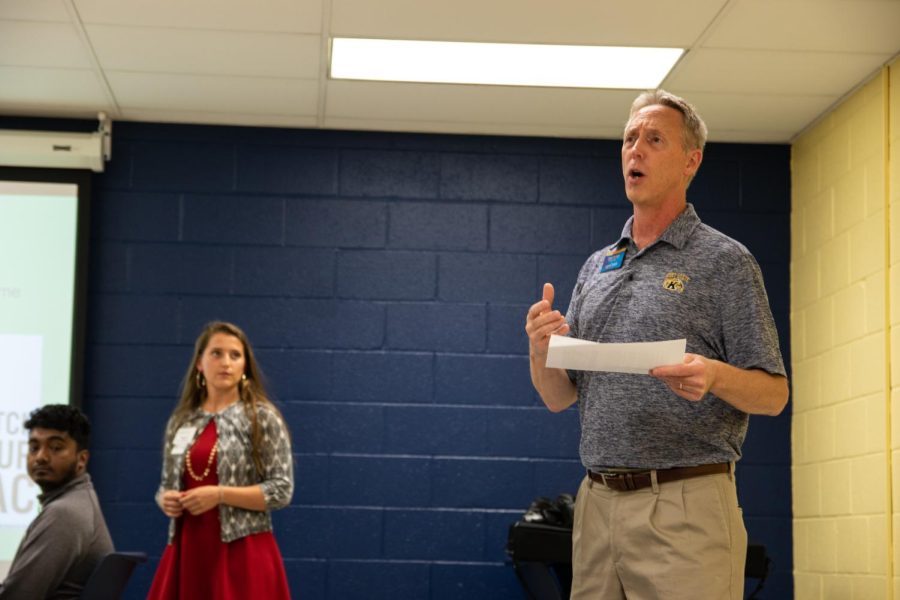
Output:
top-left (628, 169), bottom-right (644, 179)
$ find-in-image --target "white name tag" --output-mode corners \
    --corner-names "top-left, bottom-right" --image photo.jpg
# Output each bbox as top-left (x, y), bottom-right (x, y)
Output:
top-left (171, 426), bottom-right (197, 455)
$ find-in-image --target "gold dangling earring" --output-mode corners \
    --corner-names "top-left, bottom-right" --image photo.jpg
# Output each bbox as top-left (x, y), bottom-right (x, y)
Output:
top-left (196, 372), bottom-right (206, 388)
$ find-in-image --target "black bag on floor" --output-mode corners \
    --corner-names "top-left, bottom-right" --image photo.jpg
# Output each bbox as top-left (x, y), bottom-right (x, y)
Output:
top-left (506, 494), bottom-right (575, 600)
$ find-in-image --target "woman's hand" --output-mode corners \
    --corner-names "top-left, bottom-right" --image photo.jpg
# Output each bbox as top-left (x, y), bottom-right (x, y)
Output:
top-left (159, 490), bottom-right (184, 518)
top-left (179, 485), bottom-right (221, 516)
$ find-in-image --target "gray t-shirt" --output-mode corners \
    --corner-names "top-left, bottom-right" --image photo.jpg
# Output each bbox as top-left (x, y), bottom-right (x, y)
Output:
top-left (0, 473), bottom-right (114, 600)
top-left (566, 204), bottom-right (785, 469)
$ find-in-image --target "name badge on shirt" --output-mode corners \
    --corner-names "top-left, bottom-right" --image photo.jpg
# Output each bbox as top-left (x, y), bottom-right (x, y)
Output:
top-left (171, 426), bottom-right (197, 455)
top-left (600, 246), bottom-right (626, 273)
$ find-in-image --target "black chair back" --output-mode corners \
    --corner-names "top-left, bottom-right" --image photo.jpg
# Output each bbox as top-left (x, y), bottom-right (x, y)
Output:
top-left (80, 551), bottom-right (148, 600)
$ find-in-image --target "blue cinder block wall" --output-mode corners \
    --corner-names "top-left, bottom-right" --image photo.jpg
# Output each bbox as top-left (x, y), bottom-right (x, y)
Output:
top-left (72, 122), bottom-right (791, 599)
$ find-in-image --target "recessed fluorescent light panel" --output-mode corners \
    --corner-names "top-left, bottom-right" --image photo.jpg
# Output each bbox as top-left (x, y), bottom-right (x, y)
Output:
top-left (330, 38), bottom-right (683, 89)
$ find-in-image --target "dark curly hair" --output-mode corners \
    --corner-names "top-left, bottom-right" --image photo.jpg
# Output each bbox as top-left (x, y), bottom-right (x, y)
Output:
top-left (24, 404), bottom-right (91, 451)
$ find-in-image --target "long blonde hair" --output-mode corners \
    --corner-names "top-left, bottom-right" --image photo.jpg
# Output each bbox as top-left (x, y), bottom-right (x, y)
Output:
top-left (171, 321), bottom-right (281, 476)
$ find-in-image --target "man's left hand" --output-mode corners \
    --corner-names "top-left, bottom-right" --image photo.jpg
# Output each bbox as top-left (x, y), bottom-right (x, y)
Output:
top-left (649, 353), bottom-right (717, 401)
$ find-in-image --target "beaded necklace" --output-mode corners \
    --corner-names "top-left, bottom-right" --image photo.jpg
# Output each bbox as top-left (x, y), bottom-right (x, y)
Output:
top-left (185, 439), bottom-right (218, 481)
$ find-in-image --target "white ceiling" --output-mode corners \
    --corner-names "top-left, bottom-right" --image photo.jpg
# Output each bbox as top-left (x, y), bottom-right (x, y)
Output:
top-left (1, 0), bottom-right (898, 143)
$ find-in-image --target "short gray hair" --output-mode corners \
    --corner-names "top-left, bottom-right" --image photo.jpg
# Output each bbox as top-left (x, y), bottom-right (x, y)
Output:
top-left (628, 89), bottom-right (708, 153)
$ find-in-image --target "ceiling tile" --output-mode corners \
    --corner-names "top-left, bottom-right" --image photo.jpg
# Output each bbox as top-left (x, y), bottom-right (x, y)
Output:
top-left (0, 21), bottom-right (93, 68)
top-left (322, 115), bottom-right (628, 139)
top-left (706, 0), bottom-right (900, 53)
top-left (0, 0), bottom-right (896, 142)
top-left (118, 108), bottom-right (318, 129)
top-left (331, 0), bottom-right (727, 46)
top-left (325, 79), bottom-right (636, 131)
top-left (74, 0), bottom-right (323, 33)
top-left (107, 72), bottom-right (319, 115)
top-left (0, 0), bottom-right (69, 21)
top-left (0, 66), bottom-right (110, 112)
top-left (709, 129), bottom-right (795, 143)
top-left (87, 25), bottom-right (320, 78)
top-left (667, 48), bottom-right (890, 95)
top-left (679, 91), bottom-right (838, 139)
top-left (324, 80), bottom-right (805, 142)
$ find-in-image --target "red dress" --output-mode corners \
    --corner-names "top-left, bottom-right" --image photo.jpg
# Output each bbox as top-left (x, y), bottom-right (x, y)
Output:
top-left (147, 420), bottom-right (291, 599)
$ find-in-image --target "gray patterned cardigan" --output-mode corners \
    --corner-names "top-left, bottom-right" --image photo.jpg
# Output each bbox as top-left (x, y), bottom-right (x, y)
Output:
top-left (157, 401), bottom-right (293, 543)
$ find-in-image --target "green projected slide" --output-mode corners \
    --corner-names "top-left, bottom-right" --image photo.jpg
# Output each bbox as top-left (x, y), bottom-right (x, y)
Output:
top-left (0, 180), bottom-right (79, 574)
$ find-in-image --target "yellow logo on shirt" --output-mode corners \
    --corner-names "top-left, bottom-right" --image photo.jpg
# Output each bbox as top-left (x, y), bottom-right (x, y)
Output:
top-left (663, 272), bottom-right (690, 293)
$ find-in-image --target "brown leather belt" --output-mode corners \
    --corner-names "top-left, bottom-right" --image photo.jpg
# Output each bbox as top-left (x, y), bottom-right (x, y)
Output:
top-left (588, 463), bottom-right (730, 492)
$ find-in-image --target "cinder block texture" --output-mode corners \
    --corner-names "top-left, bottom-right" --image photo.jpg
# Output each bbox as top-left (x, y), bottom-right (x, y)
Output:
top-left (792, 67), bottom-right (896, 599)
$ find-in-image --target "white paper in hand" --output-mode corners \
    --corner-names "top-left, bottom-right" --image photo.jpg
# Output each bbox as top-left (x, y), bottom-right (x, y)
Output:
top-left (545, 335), bottom-right (686, 374)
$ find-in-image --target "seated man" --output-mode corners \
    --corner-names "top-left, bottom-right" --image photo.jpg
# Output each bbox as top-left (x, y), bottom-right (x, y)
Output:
top-left (0, 405), bottom-right (113, 599)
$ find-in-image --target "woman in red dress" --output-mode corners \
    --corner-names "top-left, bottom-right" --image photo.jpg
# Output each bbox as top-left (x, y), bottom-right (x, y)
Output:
top-left (147, 321), bottom-right (293, 599)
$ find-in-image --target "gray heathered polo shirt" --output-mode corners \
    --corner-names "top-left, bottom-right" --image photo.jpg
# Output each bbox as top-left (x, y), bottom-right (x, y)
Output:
top-left (566, 203), bottom-right (785, 470)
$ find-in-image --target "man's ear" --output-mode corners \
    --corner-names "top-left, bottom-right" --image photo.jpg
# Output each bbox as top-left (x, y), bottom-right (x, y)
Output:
top-left (76, 449), bottom-right (89, 474)
top-left (684, 148), bottom-right (702, 178)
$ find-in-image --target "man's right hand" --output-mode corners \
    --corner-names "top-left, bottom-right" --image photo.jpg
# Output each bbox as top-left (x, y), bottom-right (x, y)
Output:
top-left (525, 282), bottom-right (570, 360)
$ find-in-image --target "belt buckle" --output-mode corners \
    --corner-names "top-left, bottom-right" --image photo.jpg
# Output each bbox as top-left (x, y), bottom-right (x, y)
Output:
top-left (598, 470), bottom-right (647, 491)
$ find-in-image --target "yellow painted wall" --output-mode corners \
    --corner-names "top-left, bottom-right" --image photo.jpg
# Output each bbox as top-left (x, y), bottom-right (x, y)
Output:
top-left (791, 62), bottom-right (893, 598)
top-left (890, 57), bottom-right (900, 599)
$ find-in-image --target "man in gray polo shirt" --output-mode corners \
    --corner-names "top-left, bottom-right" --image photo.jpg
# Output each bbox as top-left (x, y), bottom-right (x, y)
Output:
top-left (0, 405), bottom-right (113, 599)
top-left (525, 90), bottom-right (788, 599)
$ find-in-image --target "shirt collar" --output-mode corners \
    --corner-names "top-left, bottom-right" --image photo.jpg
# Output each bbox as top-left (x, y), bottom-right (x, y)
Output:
top-left (617, 203), bottom-right (701, 251)
top-left (199, 399), bottom-right (242, 419)
top-left (38, 472), bottom-right (90, 507)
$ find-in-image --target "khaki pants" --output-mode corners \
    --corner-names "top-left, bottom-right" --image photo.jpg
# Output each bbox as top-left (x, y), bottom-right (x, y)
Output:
top-left (570, 469), bottom-right (746, 600)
